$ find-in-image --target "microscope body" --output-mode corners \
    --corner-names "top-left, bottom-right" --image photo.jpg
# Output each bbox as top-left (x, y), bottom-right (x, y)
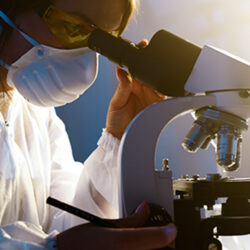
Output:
top-left (118, 45), bottom-right (250, 249)
top-left (118, 95), bottom-right (216, 218)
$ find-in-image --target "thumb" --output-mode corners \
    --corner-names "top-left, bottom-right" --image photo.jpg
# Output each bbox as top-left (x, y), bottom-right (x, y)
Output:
top-left (108, 201), bottom-right (150, 228)
top-left (110, 67), bottom-right (132, 109)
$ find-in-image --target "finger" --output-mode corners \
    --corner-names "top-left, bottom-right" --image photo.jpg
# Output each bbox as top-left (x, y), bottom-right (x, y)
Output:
top-left (60, 222), bottom-right (177, 250)
top-left (141, 84), bottom-right (167, 103)
top-left (132, 79), bottom-right (160, 98)
top-left (142, 83), bottom-right (166, 100)
top-left (154, 90), bottom-right (167, 99)
top-left (115, 223), bottom-right (177, 249)
top-left (131, 80), bottom-right (166, 107)
top-left (108, 201), bottom-right (150, 228)
top-left (110, 67), bottom-right (132, 109)
top-left (137, 39), bottom-right (148, 48)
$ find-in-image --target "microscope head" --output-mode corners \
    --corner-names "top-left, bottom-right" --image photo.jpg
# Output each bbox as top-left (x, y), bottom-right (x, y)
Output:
top-left (185, 45), bottom-right (250, 94)
top-left (88, 28), bottom-right (250, 172)
top-left (183, 45), bottom-right (250, 171)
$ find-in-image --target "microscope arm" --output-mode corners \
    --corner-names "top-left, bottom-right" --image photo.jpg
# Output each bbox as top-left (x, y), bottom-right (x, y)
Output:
top-left (118, 95), bottom-right (217, 218)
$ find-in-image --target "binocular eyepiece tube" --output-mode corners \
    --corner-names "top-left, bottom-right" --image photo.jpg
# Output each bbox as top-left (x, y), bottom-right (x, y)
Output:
top-left (88, 29), bottom-right (201, 97)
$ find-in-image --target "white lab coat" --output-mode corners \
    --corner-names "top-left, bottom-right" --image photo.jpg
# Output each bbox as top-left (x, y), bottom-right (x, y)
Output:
top-left (0, 90), bottom-right (120, 249)
top-left (4, 90), bottom-right (250, 250)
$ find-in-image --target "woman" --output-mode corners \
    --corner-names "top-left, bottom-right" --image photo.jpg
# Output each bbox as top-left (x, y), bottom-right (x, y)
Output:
top-left (0, 0), bottom-right (177, 249)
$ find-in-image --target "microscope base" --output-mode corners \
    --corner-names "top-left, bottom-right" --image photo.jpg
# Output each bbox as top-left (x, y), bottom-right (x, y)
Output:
top-left (173, 177), bottom-right (250, 250)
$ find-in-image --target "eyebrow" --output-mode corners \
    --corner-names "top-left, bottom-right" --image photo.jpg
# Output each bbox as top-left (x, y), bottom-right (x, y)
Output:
top-left (69, 11), bottom-right (97, 28)
top-left (68, 10), bottom-right (121, 33)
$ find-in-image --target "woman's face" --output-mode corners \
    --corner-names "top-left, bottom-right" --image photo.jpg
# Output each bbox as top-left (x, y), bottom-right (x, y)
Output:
top-left (3, 0), bottom-right (127, 65)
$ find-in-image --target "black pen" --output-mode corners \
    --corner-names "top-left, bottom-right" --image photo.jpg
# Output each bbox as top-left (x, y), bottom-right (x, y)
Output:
top-left (47, 197), bottom-right (119, 228)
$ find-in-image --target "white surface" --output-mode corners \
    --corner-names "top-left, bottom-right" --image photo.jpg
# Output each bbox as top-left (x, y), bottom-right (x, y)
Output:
top-left (185, 45), bottom-right (250, 93)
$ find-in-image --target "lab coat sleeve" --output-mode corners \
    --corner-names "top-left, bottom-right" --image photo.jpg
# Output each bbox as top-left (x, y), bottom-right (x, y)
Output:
top-left (70, 128), bottom-right (120, 225)
top-left (47, 109), bottom-right (120, 232)
top-left (0, 222), bottom-right (57, 249)
top-left (0, 108), bottom-right (120, 249)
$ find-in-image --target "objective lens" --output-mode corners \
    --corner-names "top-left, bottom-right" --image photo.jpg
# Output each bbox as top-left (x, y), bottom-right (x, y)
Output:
top-left (223, 138), bottom-right (242, 171)
top-left (182, 121), bottom-right (211, 153)
top-left (216, 126), bottom-right (238, 167)
top-left (182, 107), bottom-right (247, 172)
top-left (200, 137), bottom-right (212, 150)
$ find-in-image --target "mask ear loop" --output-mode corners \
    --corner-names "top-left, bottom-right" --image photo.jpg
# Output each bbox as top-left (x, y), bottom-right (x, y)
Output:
top-left (0, 24), bottom-right (3, 36)
top-left (0, 10), bottom-right (43, 69)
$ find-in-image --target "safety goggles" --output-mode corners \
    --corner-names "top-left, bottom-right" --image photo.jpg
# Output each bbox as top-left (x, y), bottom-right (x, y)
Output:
top-left (35, 1), bottom-right (120, 49)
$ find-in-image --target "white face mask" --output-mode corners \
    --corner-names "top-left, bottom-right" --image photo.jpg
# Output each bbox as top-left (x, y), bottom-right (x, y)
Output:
top-left (0, 11), bottom-right (98, 107)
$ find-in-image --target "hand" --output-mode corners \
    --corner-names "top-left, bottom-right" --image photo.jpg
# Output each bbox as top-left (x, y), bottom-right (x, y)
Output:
top-left (56, 201), bottom-right (177, 250)
top-left (106, 40), bottom-right (166, 139)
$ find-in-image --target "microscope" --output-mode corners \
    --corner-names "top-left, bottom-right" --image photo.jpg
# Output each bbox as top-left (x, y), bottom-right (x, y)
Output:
top-left (88, 30), bottom-right (250, 249)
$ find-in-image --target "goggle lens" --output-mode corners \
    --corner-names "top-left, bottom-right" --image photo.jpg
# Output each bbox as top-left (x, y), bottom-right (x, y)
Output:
top-left (42, 5), bottom-right (120, 49)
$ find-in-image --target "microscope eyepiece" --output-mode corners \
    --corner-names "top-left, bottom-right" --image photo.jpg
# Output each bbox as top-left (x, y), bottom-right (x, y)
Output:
top-left (88, 29), bottom-right (139, 69)
top-left (88, 29), bottom-right (201, 97)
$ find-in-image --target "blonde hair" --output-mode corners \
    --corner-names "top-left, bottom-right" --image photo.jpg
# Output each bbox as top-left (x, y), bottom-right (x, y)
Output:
top-left (114, 0), bottom-right (140, 35)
